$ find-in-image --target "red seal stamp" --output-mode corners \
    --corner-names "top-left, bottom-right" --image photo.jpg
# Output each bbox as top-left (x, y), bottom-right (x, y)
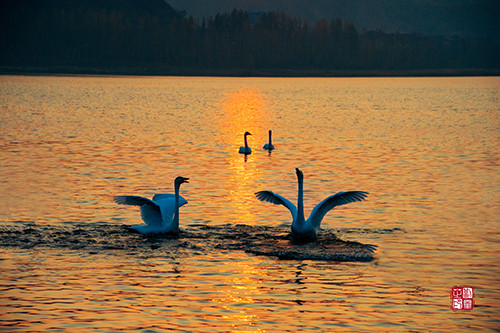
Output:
top-left (451, 286), bottom-right (474, 311)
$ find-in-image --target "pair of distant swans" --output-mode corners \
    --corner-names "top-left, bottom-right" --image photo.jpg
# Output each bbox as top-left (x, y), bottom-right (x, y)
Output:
top-left (239, 130), bottom-right (274, 154)
top-left (114, 169), bottom-right (368, 242)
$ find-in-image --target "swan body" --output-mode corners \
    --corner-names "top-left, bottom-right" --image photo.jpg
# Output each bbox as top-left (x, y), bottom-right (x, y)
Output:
top-left (239, 131), bottom-right (252, 154)
top-left (255, 168), bottom-right (368, 242)
top-left (114, 176), bottom-right (189, 234)
top-left (263, 130), bottom-right (275, 150)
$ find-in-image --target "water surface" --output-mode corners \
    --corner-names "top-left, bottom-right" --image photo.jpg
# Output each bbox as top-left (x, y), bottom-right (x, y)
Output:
top-left (0, 75), bottom-right (499, 331)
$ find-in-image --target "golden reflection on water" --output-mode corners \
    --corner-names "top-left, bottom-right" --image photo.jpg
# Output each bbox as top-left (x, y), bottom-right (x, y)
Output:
top-left (219, 89), bottom-right (272, 224)
top-left (202, 254), bottom-right (273, 332)
top-left (215, 90), bottom-right (271, 330)
top-left (220, 88), bottom-right (270, 146)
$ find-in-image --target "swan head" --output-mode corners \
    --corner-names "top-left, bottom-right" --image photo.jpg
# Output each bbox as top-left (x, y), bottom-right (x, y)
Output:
top-left (174, 176), bottom-right (189, 186)
top-left (244, 131), bottom-right (252, 136)
top-left (295, 168), bottom-right (304, 180)
top-left (268, 130), bottom-right (272, 135)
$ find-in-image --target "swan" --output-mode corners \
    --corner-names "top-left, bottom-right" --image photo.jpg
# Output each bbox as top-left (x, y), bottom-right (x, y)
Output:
top-left (239, 131), bottom-right (252, 154)
top-left (255, 168), bottom-right (368, 242)
top-left (263, 130), bottom-right (275, 150)
top-left (113, 176), bottom-right (189, 234)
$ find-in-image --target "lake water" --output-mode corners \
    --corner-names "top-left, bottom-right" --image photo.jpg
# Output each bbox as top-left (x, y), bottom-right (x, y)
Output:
top-left (0, 75), bottom-right (499, 331)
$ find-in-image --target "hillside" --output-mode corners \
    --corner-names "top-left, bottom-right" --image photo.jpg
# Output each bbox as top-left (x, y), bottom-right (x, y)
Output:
top-left (168, 0), bottom-right (500, 41)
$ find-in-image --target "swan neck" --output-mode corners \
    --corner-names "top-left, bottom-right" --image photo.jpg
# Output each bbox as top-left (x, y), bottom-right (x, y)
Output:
top-left (268, 132), bottom-right (272, 145)
top-left (173, 184), bottom-right (180, 229)
top-left (244, 134), bottom-right (248, 148)
top-left (297, 178), bottom-right (305, 223)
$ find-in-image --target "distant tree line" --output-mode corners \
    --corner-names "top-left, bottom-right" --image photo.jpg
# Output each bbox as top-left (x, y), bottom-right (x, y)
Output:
top-left (1, 0), bottom-right (498, 73)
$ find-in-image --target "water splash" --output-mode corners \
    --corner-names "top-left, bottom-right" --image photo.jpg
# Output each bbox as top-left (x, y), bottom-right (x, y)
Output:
top-left (0, 223), bottom-right (386, 261)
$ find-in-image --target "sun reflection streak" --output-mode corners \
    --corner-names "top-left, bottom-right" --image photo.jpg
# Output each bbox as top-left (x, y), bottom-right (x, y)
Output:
top-left (206, 255), bottom-right (270, 332)
top-left (219, 88), bottom-right (270, 147)
top-left (217, 88), bottom-right (272, 225)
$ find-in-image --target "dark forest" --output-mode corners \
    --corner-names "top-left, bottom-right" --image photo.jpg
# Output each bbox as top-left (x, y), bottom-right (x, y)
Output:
top-left (1, 0), bottom-right (499, 76)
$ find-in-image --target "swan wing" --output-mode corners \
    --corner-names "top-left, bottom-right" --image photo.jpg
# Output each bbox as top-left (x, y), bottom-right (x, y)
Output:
top-left (114, 195), bottom-right (154, 206)
top-left (154, 196), bottom-right (189, 224)
top-left (255, 190), bottom-right (297, 220)
top-left (152, 193), bottom-right (175, 201)
top-left (114, 195), bottom-right (163, 226)
top-left (153, 193), bottom-right (189, 206)
top-left (308, 191), bottom-right (368, 229)
top-left (156, 199), bottom-right (175, 225)
top-left (153, 194), bottom-right (188, 207)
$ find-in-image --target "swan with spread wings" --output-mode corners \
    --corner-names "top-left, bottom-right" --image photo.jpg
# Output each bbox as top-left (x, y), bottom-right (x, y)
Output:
top-left (114, 176), bottom-right (189, 234)
top-left (255, 169), bottom-right (368, 242)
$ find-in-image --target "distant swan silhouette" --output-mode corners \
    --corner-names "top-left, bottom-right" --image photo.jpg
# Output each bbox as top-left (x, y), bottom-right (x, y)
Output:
top-left (255, 168), bottom-right (368, 242)
top-left (263, 130), bottom-right (275, 150)
top-left (114, 176), bottom-right (189, 234)
top-left (239, 131), bottom-right (252, 154)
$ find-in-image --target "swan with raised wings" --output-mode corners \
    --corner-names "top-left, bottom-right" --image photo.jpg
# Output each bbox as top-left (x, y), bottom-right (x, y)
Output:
top-left (114, 176), bottom-right (189, 234)
top-left (239, 131), bottom-right (252, 154)
top-left (255, 168), bottom-right (368, 242)
top-left (263, 130), bottom-right (275, 150)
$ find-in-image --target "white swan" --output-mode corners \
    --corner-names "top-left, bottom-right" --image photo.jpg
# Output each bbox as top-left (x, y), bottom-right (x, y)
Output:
top-left (263, 130), bottom-right (275, 150)
top-left (239, 131), bottom-right (252, 154)
top-left (114, 176), bottom-right (189, 234)
top-left (255, 168), bottom-right (368, 242)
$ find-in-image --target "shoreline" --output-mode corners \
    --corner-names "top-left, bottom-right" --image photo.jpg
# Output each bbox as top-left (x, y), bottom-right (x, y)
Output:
top-left (1, 66), bottom-right (499, 78)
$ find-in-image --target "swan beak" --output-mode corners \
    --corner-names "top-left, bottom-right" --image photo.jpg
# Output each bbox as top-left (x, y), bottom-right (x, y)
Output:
top-left (295, 168), bottom-right (303, 177)
top-left (181, 177), bottom-right (189, 183)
